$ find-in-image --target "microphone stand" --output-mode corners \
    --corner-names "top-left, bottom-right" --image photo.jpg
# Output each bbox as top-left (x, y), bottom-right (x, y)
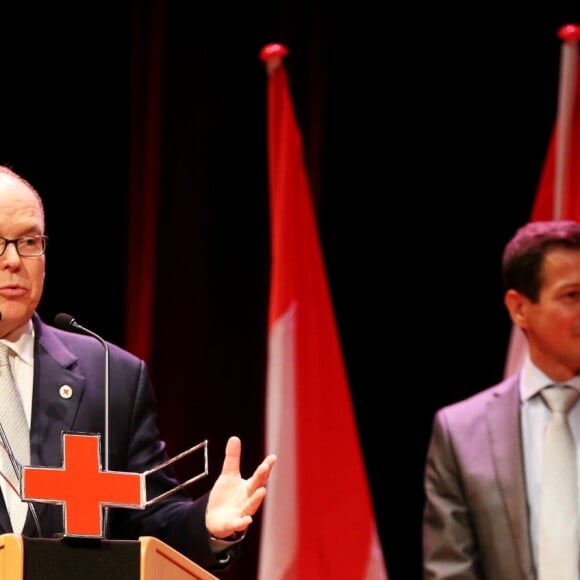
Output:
top-left (54, 314), bottom-right (111, 537)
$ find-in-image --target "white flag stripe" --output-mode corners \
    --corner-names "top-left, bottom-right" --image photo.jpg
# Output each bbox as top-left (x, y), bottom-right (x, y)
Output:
top-left (259, 303), bottom-right (298, 578)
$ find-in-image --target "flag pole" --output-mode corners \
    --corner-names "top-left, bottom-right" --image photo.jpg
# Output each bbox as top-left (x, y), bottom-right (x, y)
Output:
top-left (504, 24), bottom-right (580, 378)
top-left (554, 24), bottom-right (580, 219)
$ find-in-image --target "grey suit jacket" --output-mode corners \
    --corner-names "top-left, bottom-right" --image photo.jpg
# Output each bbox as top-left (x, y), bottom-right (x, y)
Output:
top-left (423, 375), bottom-right (536, 580)
top-left (0, 313), bottom-right (238, 572)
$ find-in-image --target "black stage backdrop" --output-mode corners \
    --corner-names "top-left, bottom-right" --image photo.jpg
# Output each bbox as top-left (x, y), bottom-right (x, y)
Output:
top-left (2, 3), bottom-right (580, 579)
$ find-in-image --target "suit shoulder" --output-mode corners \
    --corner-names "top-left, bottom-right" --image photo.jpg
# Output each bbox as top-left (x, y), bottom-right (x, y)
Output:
top-left (35, 316), bottom-right (144, 367)
top-left (436, 375), bottom-right (517, 422)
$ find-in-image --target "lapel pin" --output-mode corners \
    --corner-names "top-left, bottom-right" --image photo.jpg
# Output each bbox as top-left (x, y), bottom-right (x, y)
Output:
top-left (59, 385), bottom-right (73, 399)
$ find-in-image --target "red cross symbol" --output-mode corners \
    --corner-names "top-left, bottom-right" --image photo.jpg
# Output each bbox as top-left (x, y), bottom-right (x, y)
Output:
top-left (21, 433), bottom-right (145, 538)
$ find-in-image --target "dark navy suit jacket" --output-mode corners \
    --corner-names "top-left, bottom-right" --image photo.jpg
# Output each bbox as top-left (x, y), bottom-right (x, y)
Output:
top-left (2, 313), bottom-right (236, 572)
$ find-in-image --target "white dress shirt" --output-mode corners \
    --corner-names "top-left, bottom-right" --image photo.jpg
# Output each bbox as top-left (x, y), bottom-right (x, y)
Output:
top-left (520, 355), bottom-right (580, 570)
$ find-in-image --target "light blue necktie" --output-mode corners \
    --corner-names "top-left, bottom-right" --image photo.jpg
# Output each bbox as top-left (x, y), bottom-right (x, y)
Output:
top-left (0, 343), bottom-right (29, 532)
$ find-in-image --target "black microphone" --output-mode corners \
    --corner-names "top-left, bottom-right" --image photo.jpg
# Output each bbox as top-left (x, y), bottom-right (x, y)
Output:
top-left (54, 313), bottom-right (111, 467)
top-left (54, 313), bottom-right (91, 336)
top-left (54, 313), bottom-right (111, 536)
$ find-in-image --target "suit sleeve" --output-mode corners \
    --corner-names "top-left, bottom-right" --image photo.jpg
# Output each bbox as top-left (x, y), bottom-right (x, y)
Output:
top-left (422, 409), bottom-right (483, 580)
top-left (107, 355), bottom-right (241, 572)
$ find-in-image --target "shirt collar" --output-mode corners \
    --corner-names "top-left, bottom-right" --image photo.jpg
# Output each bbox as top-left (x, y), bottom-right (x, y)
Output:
top-left (520, 353), bottom-right (580, 401)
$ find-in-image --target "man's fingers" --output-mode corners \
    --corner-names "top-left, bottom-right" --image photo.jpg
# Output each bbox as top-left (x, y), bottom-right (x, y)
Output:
top-left (242, 487), bottom-right (267, 517)
top-left (221, 437), bottom-right (276, 487)
top-left (247, 455), bottom-right (277, 494)
top-left (221, 435), bottom-right (241, 475)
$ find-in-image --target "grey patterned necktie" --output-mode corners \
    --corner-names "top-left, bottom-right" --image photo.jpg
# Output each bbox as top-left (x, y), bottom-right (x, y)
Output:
top-left (538, 385), bottom-right (580, 580)
top-left (0, 343), bottom-right (29, 532)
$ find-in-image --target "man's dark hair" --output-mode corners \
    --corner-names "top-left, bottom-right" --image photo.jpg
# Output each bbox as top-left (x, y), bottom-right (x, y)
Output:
top-left (502, 220), bottom-right (580, 301)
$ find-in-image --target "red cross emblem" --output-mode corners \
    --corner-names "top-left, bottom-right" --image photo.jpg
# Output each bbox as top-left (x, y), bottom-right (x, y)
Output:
top-left (21, 433), bottom-right (145, 538)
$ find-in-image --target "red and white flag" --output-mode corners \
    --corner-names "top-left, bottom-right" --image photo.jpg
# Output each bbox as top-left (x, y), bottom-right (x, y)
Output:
top-left (257, 44), bottom-right (389, 580)
top-left (504, 24), bottom-right (580, 377)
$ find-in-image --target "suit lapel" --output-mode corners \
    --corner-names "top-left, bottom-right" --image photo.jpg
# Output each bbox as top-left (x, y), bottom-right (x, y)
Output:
top-left (20, 316), bottom-right (87, 536)
top-left (487, 375), bottom-right (534, 577)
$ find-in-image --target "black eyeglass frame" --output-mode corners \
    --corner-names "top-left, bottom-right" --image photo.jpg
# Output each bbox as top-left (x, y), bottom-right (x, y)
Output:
top-left (0, 235), bottom-right (49, 257)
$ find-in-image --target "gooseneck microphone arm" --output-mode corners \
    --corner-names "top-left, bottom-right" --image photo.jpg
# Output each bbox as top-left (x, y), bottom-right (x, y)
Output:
top-left (54, 313), bottom-right (111, 471)
top-left (54, 313), bottom-right (111, 536)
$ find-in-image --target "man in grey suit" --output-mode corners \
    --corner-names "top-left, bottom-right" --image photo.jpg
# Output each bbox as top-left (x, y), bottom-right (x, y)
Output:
top-left (0, 165), bottom-right (276, 574)
top-left (423, 220), bottom-right (580, 579)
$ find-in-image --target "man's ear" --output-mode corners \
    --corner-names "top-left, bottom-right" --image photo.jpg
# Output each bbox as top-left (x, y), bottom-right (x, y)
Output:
top-left (504, 289), bottom-right (529, 328)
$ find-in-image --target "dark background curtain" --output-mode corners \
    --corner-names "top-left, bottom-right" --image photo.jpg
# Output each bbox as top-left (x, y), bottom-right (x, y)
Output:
top-left (2, 2), bottom-right (580, 579)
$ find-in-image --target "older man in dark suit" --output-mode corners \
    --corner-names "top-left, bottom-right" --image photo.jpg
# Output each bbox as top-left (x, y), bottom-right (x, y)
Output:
top-left (0, 165), bottom-right (276, 574)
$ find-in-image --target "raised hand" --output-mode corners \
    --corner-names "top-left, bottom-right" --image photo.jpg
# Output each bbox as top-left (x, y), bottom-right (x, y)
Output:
top-left (205, 436), bottom-right (277, 539)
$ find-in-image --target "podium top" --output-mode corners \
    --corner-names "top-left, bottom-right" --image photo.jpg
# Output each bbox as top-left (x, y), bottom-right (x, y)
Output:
top-left (0, 534), bottom-right (218, 580)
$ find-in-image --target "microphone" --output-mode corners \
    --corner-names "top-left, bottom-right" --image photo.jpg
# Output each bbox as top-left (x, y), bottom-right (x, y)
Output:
top-left (54, 314), bottom-right (110, 469)
top-left (54, 313), bottom-right (111, 536)
top-left (54, 313), bottom-right (92, 337)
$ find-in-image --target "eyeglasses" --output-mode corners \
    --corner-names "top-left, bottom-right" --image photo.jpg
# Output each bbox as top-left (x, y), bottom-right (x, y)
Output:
top-left (0, 235), bottom-right (48, 257)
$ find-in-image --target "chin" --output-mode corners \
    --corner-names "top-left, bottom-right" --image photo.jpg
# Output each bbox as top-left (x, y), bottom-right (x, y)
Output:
top-left (0, 303), bottom-right (34, 328)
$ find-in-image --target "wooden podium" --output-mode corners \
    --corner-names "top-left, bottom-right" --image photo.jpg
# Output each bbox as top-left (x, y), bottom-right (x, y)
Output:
top-left (0, 534), bottom-right (218, 579)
